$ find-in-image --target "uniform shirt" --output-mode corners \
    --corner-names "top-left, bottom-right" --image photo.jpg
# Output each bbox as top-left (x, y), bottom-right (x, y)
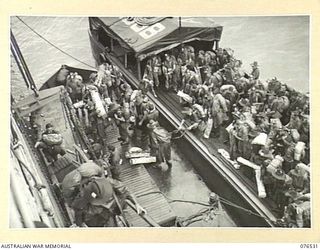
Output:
top-left (288, 169), bottom-right (308, 190)
top-left (251, 68), bottom-right (260, 80)
top-left (151, 57), bottom-right (161, 73)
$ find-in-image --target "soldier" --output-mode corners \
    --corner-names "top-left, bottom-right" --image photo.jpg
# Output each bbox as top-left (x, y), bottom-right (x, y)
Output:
top-left (180, 106), bottom-right (204, 134)
top-left (114, 109), bottom-right (129, 145)
top-left (172, 56), bottom-right (182, 92)
top-left (119, 81), bottom-right (133, 104)
top-left (66, 72), bottom-right (84, 102)
top-left (288, 163), bottom-right (310, 194)
top-left (142, 65), bottom-right (157, 97)
top-left (135, 96), bottom-right (150, 150)
top-left (196, 50), bottom-right (206, 67)
top-left (234, 119), bottom-right (251, 159)
top-left (71, 175), bottom-right (145, 227)
top-left (211, 89), bottom-right (229, 138)
top-left (35, 123), bottom-right (66, 162)
top-left (147, 120), bottom-right (173, 169)
top-left (151, 55), bottom-right (162, 88)
top-left (181, 65), bottom-right (197, 92)
top-left (250, 61), bottom-right (260, 81)
top-left (162, 53), bottom-right (175, 90)
top-left (178, 45), bottom-right (188, 65)
top-left (112, 65), bottom-right (123, 102)
top-left (146, 102), bottom-right (159, 123)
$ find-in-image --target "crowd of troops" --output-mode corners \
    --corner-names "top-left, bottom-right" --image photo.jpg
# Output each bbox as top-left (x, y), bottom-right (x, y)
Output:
top-left (46, 43), bottom-right (310, 227)
top-left (35, 63), bottom-right (166, 226)
top-left (141, 44), bottom-right (311, 227)
top-left (60, 62), bottom-right (172, 171)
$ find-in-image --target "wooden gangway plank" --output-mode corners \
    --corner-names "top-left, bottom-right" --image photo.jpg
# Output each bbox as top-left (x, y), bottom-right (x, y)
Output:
top-left (119, 163), bottom-right (176, 227)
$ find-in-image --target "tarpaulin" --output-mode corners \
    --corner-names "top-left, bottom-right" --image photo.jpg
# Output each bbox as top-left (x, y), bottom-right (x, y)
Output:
top-left (89, 17), bottom-right (223, 60)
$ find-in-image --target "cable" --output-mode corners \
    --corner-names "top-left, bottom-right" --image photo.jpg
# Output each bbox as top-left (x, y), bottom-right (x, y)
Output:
top-left (15, 16), bottom-right (96, 70)
top-left (170, 199), bottom-right (210, 207)
top-left (137, 190), bottom-right (268, 219)
top-left (218, 197), bottom-right (267, 218)
top-left (176, 206), bottom-right (222, 226)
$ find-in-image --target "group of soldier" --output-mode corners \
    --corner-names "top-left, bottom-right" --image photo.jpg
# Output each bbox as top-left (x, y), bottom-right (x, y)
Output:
top-left (63, 61), bottom-right (173, 171)
top-left (37, 42), bottom-right (310, 227)
top-left (141, 44), bottom-right (310, 227)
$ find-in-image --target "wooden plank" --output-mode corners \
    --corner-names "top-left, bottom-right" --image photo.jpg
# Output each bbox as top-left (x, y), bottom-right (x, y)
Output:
top-left (138, 196), bottom-right (166, 206)
top-left (128, 187), bottom-right (157, 196)
top-left (119, 170), bottom-right (150, 178)
top-left (126, 200), bottom-right (160, 227)
top-left (123, 178), bottom-right (152, 187)
top-left (124, 206), bottom-right (150, 227)
top-left (144, 200), bottom-right (172, 210)
top-left (137, 195), bottom-right (163, 204)
top-left (117, 160), bottom-right (176, 226)
top-left (121, 174), bottom-right (151, 183)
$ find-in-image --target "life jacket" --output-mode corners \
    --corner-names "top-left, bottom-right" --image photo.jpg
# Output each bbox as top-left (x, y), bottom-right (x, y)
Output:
top-left (42, 130), bottom-right (63, 146)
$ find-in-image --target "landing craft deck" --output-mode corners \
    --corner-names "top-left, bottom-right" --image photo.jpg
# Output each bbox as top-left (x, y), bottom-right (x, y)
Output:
top-left (13, 70), bottom-right (177, 227)
top-left (103, 117), bottom-right (176, 226)
top-left (36, 63), bottom-right (274, 226)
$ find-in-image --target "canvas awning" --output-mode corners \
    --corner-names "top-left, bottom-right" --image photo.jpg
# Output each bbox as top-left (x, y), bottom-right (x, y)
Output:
top-left (89, 17), bottom-right (223, 61)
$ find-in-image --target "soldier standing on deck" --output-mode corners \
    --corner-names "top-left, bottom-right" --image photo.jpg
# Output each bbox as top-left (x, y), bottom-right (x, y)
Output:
top-left (142, 65), bottom-right (157, 97)
top-left (162, 53), bottom-right (175, 90)
top-left (250, 61), bottom-right (260, 82)
top-left (147, 119), bottom-right (173, 169)
top-left (151, 55), bottom-right (162, 88)
top-left (135, 95), bottom-right (150, 150)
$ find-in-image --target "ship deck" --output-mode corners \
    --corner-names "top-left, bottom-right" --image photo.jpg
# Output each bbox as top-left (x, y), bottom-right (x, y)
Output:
top-left (14, 87), bottom-right (176, 227)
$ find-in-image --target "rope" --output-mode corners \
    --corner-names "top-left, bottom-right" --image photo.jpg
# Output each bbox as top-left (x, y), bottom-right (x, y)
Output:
top-left (15, 16), bottom-right (96, 69)
top-left (218, 197), bottom-right (267, 219)
top-left (176, 206), bottom-right (222, 226)
top-left (171, 129), bottom-right (187, 140)
top-left (137, 190), bottom-right (268, 220)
